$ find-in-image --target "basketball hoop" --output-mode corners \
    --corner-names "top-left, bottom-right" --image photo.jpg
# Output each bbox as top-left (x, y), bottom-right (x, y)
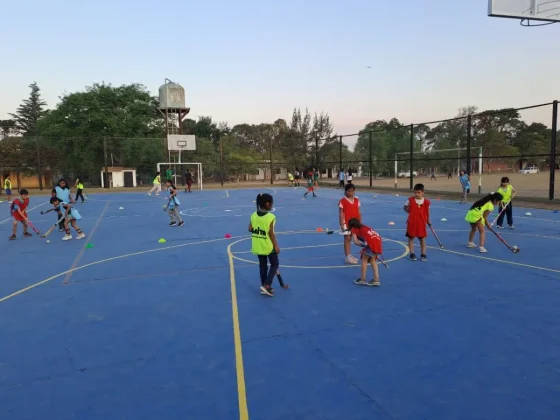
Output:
top-left (176, 140), bottom-right (187, 149)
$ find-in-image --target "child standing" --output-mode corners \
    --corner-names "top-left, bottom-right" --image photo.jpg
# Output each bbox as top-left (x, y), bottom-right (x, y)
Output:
top-left (74, 177), bottom-right (85, 204)
top-left (303, 176), bottom-right (317, 198)
top-left (50, 197), bottom-right (86, 241)
top-left (249, 193), bottom-right (280, 297)
top-left (165, 180), bottom-right (184, 227)
top-left (9, 189), bottom-right (32, 240)
top-left (496, 177), bottom-right (516, 229)
top-left (184, 169), bottom-right (194, 192)
top-left (148, 172), bottom-right (161, 195)
top-left (348, 218), bottom-right (382, 286)
top-left (465, 192), bottom-right (503, 253)
top-left (404, 183), bottom-right (431, 261)
top-left (459, 170), bottom-right (470, 204)
top-left (4, 175), bottom-right (12, 203)
top-left (339, 183), bottom-right (361, 264)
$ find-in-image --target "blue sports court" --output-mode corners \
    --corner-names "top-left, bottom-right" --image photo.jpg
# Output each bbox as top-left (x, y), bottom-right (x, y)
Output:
top-left (1, 187), bottom-right (559, 420)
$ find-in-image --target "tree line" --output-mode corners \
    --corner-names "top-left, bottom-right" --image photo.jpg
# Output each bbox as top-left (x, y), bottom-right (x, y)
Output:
top-left (1, 82), bottom-right (558, 185)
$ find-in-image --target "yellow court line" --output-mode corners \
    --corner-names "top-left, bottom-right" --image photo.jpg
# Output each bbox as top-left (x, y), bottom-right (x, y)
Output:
top-left (63, 200), bottom-right (110, 284)
top-left (227, 242), bottom-right (250, 420)
top-left (428, 246), bottom-right (560, 274)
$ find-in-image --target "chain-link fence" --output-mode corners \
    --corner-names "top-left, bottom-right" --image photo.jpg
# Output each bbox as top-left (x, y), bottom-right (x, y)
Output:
top-left (1, 101), bottom-right (558, 200)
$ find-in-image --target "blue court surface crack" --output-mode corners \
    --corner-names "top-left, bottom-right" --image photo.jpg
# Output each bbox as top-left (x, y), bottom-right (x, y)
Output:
top-left (0, 355), bottom-right (156, 389)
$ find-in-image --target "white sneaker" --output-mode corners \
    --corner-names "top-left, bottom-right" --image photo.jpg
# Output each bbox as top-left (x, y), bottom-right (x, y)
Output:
top-left (62, 234), bottom-right (72, 241)
top-left (345, 255), bottom-right (359, 265)
top-left (466, 242), bottom-right (477, 248)
top-left (479, 247), bottom-right (487, 253)
top-left (509, 225), bottom-right (514, 229)
top-left (76, 233), bottom-right (86, 239)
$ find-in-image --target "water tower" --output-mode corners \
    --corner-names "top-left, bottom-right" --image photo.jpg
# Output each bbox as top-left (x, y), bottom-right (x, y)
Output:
top-left (157, 78), bottom-right (191, 162)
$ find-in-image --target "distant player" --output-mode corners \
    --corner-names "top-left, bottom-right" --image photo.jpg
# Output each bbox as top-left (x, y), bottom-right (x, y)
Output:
top-left (348, 218), bottom-right (382, 286)
top-left (74, 176), bottom-right (85, 204)
top-left (148, 172), bottom-right (161, 196)
top-left (9, 189), bottom-right (32, 240)
top-left (184, 169), bottom-right (194, 193)
top-left (339, 183), bottom-right (361, 264)
top-left (165, 180), bottom-right (184, 227)
top-left (496, 177), bottom-right (516, 229)
top-left (303, 176), bottom-right (317, 198)
top-left (4, 175), bottom-right (12, 203)
top-left (50, 197), bottom-right (86, 241)
top-left (404, 183), bottom-right (431, 261)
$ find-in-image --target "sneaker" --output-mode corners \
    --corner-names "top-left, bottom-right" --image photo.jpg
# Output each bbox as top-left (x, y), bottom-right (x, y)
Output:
top-left (59, 228), bottom-right (64, 232)
top-left (409, 253), bottom-right (418, 261)
top-left (345, 255), bottom-right (359, 265)
top-left (354, 278), bottom-right (367, 286)
top-left (169, 221), bottom-right (177, 226)
top-left (367, 279), bottom-right (381, 287)
top-left (420, 254), bottom-right (427, 262)
top-left (466, 242), bottom-right (477, 248)
top-left (23, 232), bottom-right (32, 237)
top-left (496, 225), bottom-right (503, 229)
top-left (509, 225), bottom-right (514, 229)
top-left (260, 285), bottom-right (273, 296)
top-left (76, 233), bottom-right (86, 239)
top-left (9, 234), bottom-right (16, 240)
top-left (479, 247), bottom-right (487, 253)
top-left (62, 234), bottom-right (72, 241)
top-left (178, 221), bottom-right (185, 227)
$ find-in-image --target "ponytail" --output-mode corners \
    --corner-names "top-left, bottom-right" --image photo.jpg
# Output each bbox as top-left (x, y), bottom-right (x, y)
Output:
top-left (470, 192), bottom-right (503, 210)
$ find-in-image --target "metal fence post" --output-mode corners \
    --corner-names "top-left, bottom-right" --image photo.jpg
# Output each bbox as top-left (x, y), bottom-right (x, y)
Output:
top-left (550, 100), bottom-right (558, 200)
top-left (466, 115), bottom-right (472, 175)
top-left (409, 124), bottom-right (414, 190)
top-left (368, 131), bottom-right (373, 187)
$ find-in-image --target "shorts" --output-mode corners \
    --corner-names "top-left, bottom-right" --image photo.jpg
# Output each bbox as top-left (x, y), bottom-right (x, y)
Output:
top-left (361, 246), bottom-right (377, 258)
top-left (307, 186), bottom-right (314, 192)
top-left (5, 189), bottom-right (11, 195)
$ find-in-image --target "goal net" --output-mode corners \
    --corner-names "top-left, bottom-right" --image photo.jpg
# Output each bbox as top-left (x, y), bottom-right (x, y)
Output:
top-left (157, 162), bottom-right (203, 190)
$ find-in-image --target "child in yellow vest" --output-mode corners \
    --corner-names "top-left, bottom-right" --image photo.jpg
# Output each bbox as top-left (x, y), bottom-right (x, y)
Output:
top-left (496, 177), bottom-right (516, 229)
top-left (465, 192), bottom-right (503, 253)
top-left (248, 193), bottom-right (281, 297)
top-left (148, 172), bottom-right (161, 196)
top-left (74, 177), bottom-right (86, 203)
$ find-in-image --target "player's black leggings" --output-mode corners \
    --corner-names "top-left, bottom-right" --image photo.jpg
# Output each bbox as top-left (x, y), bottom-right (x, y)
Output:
top-left (75, 189), bottom-right (84, 202)
top-left (497, 202), bottom-right (513, 227)
top-left (258, 253), bottom-right (279, 287)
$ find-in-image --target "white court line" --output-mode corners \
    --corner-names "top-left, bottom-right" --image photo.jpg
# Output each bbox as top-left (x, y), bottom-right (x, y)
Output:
top-left (0, 202), bottom-right (49, 224)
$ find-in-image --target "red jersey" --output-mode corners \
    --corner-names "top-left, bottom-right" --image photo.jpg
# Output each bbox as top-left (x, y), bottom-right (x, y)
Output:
top-left (339, 196), bottom-right (361, 225)
top-left (405, 196), bottom-right (430, 238)
top-left (11, 197), bottom-right (29, 222)
top-left (351, 225), bottom-right (382, 254)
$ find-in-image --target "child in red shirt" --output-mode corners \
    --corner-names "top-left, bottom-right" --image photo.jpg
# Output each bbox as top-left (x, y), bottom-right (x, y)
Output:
top-left (403, 183), bottom-right (431, 261)
top-left (9, 189), bottom-right (32, 240)
top-left (348, 218), bottom-right (382, 286)
top-left (338, 183), bottom-right (361, 264)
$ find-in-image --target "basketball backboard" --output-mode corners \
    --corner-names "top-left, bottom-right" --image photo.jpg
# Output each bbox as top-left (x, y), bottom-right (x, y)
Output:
top-left (168, 134), bottom-right (196, 151)
top-left (488, 0), bottom-right (560, 23)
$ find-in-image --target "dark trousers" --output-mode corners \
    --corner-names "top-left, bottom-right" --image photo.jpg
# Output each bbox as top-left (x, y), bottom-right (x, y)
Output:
top-left (497, 202), bottom-right (513, 227)
top-left (258, 253), bottom-right (279, 287)
top-left (75, 189), bottom-right (84, 202)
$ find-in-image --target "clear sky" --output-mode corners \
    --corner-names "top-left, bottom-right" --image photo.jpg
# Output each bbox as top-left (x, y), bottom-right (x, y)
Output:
top-left (1, 0), bottom-right (558, 137)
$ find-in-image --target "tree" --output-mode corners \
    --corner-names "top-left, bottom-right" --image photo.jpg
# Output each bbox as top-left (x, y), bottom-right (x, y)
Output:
top-left (0, 120), bottom-right (16, 139)
top-left (9, 82), bottom-right (48, 136)
top-left (37, 83), bottom-right (163, 176)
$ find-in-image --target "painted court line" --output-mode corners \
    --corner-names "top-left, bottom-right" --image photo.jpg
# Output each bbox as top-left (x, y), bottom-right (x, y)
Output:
top-left (429, 246), bottom-right (560, 274)
top-left (227, 242), bottom-right (249, 420)
top-left (63, 201), bottom-right (111, 284)
top-left (0, 202), bottom-right (49, 224)
top-left (0, 236), bottom-right (244, 303)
